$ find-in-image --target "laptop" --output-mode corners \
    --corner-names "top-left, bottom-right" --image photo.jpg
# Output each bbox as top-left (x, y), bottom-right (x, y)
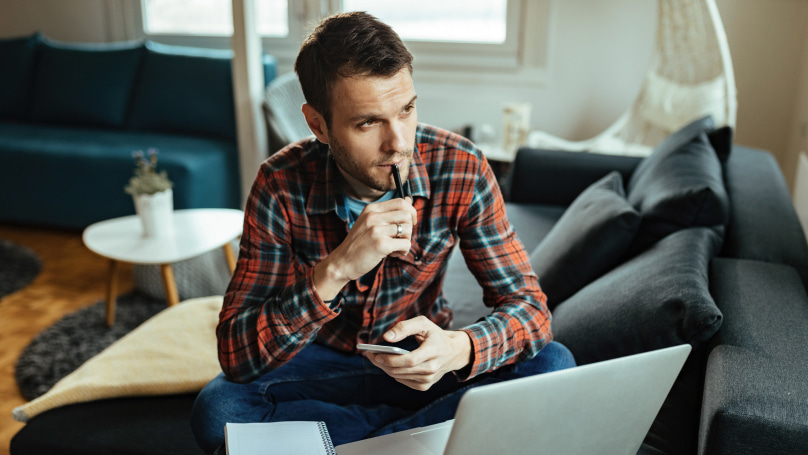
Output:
top-left (335, 344), bottom-right (691, 455)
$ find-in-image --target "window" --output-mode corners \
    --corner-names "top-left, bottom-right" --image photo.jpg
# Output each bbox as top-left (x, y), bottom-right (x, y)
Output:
top-left (141, 0), bottom-right (288, 37)
top-left (134, 0), bottom-right (550, 83)
top-left (339, 0), bottom-right (520, 70)
top-left (341, 0), bottom-right (507, 44)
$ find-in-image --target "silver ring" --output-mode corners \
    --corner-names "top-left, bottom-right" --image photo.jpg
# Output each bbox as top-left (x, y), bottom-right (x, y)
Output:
top-left (396, 223), bottom-right (403, 238)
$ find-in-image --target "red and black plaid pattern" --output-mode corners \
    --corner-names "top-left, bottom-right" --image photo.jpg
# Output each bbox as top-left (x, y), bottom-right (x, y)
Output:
top-left (217, 124), bottom-right (552, 383)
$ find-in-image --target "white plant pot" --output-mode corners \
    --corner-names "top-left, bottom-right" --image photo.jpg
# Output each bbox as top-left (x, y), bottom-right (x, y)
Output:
top-left (133, 189), bottom-right (175, 238)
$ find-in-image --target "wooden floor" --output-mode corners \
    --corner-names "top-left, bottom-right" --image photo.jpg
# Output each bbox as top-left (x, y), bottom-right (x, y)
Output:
top-left (0, 224), bottom-right (133, 455)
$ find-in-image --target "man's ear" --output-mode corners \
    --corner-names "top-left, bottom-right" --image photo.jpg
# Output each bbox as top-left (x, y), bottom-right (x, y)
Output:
top-left (302, 103), bottom-right (330, 144)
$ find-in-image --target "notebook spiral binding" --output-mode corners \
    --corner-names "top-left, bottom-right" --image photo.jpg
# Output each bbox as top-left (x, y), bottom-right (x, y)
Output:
top-left (318, 421), bottom-right (337, 455)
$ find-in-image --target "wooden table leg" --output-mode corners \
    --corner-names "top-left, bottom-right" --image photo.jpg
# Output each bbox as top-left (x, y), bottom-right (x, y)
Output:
top-left (105, 260), bottom-right (119, 327)
top-left (160, 264), bottom-right (180, 306)
top-left (223, 241), bottom-right (237, 274)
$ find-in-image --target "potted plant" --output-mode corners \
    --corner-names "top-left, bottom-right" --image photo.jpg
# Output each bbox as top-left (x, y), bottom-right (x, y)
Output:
top-left (125, 149), bottom-right (174, 238)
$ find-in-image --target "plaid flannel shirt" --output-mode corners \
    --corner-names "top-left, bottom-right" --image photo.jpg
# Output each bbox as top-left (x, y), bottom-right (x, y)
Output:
top-left (218, 124), bottom-right (552, 384)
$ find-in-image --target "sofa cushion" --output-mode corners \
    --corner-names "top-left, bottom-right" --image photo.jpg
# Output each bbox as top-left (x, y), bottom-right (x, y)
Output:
top-left (29, 39), bottom-right (144, 127)
top-left (646, 115), bottom-right (715, 161)
top-left (0, 32), bottom-right (40, 120)
top-left (551, 227), bottom-right (723, 365)
top-left (127, 42), bottom-right (237, 140)
top-left (627, 130), bottom-right (729, 253)
top-left (530, 171), bottom-right (640, 308)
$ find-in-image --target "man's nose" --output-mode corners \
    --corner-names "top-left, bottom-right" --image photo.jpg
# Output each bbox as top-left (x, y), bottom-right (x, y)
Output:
top-left (383, 121), bottom-right (408, 154)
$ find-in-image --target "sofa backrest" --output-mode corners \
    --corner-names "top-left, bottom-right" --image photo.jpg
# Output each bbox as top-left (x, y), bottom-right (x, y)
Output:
top-left (510, 147), bottom-right (641, 206)
top-left (0, 32), bottom-right (41, 120)
top-left (29, 38), bottom-right (145, 128)
top-left (720, 145), bottom-right (808, 281)
top-left (0, 33), bottom-right (278, 141)
top-left (126, 42), bottom-right (238, 140)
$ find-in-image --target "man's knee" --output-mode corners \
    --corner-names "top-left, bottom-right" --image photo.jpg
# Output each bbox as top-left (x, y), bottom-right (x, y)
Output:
top-left (516, 341), bottom-right (576, 377)
top-left (190, 374), bottom-right (270, 454)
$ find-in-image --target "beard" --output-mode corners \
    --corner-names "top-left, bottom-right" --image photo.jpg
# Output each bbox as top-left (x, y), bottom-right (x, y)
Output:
top-left (329, 133), bottom-right (411, 194)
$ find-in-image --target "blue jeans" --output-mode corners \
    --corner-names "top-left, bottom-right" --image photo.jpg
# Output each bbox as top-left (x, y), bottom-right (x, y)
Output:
top-left (190, 341), bottom-right (575, 454)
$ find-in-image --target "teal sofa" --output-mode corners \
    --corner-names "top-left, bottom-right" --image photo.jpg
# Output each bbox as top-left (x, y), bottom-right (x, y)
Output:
top-left (0, 33), bottom-right (277, 229)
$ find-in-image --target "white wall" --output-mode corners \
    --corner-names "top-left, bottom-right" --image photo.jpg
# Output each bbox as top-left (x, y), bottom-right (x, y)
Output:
top-left (715, 0), bottom-right (808, 191)
top-left (3, 0), bottom-right (808, 192)
top-left (0, 0), bottom-right (110, 42)
top-left (415, 0), bottom-right (655, 143)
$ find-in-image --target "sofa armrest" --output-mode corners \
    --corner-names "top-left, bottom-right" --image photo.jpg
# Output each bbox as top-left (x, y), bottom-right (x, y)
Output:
top-left (721, 146), bottom-right (808, 277)
top-left (509, 147), bottom-right (641, 205)
top-left (700, 258), bottom-right (808, 455)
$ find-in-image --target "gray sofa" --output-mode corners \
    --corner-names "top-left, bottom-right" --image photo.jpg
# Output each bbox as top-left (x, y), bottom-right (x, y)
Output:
top-left (11, 118), bottom-right (808, 454)
top-left (444, 116), bottom-right (808, 454)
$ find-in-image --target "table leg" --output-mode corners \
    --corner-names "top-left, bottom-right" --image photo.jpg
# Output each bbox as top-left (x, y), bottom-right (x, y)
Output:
top-left (160, 264), bottom-right (180, 306)
top-left (223, 241), bottom-right (237, 274)
top-left (105, 260), bottom-right (119, 327)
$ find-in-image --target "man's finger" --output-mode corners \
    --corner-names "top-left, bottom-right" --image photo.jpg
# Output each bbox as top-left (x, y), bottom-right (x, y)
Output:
top-left (383, 315), bottom-right (432, 343)
top-left (366, 196), bottom-right (416, 226)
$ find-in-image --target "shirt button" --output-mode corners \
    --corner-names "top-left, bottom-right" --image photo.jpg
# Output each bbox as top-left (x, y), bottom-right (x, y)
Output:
top-left (413, 254), bottom-right (421, 262)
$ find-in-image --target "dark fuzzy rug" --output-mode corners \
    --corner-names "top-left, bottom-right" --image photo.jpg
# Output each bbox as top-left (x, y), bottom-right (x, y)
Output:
top-left (0, 238), bottom-right (42, 299)
top-left (14, 291), bottom-right (167, 401)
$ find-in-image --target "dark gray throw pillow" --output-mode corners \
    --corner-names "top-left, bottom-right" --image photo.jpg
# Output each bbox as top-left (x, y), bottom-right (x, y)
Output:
top-left (550, 227), bottom-right (724, 365)
top-left (530, 171), bottom-right (640, 309)
top-left (626, 131), bottom-right (729, 253)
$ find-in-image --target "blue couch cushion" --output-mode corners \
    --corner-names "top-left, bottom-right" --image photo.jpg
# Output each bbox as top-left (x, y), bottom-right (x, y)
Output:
top-left (0, 122), bottom-right (239, 229)
top-left (29, 39), bottom-right (144, 127)
top-left (127, 42), bottom-right (238, 140)
top-left (0, 32), bottom-right (41, 120)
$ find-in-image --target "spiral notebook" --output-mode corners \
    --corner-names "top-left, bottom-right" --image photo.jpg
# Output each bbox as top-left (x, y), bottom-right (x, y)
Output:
top-left (224, 421), bottom-right (336, 455)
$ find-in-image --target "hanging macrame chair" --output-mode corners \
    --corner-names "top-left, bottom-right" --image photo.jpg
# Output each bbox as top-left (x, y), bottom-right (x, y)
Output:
top-left (526, 0), bottom-right (737, 157)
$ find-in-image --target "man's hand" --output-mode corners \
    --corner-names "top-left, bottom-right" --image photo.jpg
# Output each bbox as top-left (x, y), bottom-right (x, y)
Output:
top-left (313, 197), bottom-right (417, 301)
top-left (366, 316), bottom-right (473, 391)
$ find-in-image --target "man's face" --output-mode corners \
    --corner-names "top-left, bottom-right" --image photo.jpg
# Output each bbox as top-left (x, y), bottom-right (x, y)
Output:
top-left (324, 68), bottom-right (418, 202)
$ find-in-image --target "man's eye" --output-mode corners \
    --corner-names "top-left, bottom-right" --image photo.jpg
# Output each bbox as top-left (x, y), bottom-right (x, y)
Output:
top-left (360, 119), bottom-right (375, 127)
top-left (403, 104), bottom-right (415, 114)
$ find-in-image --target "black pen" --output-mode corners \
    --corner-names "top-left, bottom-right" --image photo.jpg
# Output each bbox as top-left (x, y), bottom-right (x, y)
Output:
top-left (392, 164), bottom-right (406, 199)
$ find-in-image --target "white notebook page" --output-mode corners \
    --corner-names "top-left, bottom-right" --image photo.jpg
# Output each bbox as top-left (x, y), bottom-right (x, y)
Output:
top-left (226, 421), bottom-right (331, 455)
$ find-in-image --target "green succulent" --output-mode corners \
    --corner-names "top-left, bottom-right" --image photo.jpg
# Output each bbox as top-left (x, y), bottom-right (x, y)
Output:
top-left (124, 148), bottom-right (173, 196)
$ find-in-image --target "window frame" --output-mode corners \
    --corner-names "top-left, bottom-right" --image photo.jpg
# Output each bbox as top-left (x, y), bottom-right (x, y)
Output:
top-left (128, 0), bottom-right (551, 87)
top-left (336, 0), bottom-right (522, 70)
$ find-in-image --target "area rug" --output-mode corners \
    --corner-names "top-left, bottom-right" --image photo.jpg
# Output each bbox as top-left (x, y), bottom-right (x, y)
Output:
top-left (0, 238), bottom-right (42, 299)
top-left (14, 291), bottom-right (167, 401)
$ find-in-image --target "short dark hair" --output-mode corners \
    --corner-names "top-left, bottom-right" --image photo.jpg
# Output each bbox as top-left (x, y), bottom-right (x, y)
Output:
top-left (294, 11), bottom-right (414, 126)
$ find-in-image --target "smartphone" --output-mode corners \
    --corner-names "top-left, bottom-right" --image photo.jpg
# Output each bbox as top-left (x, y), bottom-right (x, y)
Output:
top-left (356, 344), bottom-right (410, 355)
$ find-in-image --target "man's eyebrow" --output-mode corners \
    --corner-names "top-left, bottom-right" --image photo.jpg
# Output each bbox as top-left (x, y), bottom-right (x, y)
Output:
top-left (349, 95), bottom-right (418, 123)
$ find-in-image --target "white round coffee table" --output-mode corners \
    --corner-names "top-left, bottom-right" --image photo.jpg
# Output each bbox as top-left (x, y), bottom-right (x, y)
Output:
top-left (83, 208), bottom-right (244, 326)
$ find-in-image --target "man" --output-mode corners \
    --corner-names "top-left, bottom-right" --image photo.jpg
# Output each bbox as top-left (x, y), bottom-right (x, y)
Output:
top-left (191, 11), bottom-right (575, 453)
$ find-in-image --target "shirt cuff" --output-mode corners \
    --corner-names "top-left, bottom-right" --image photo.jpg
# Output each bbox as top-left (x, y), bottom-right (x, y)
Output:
top-left (280, 267), bottom-right (341, 335)
top-left (455, 327), bottom-right (487, 381)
